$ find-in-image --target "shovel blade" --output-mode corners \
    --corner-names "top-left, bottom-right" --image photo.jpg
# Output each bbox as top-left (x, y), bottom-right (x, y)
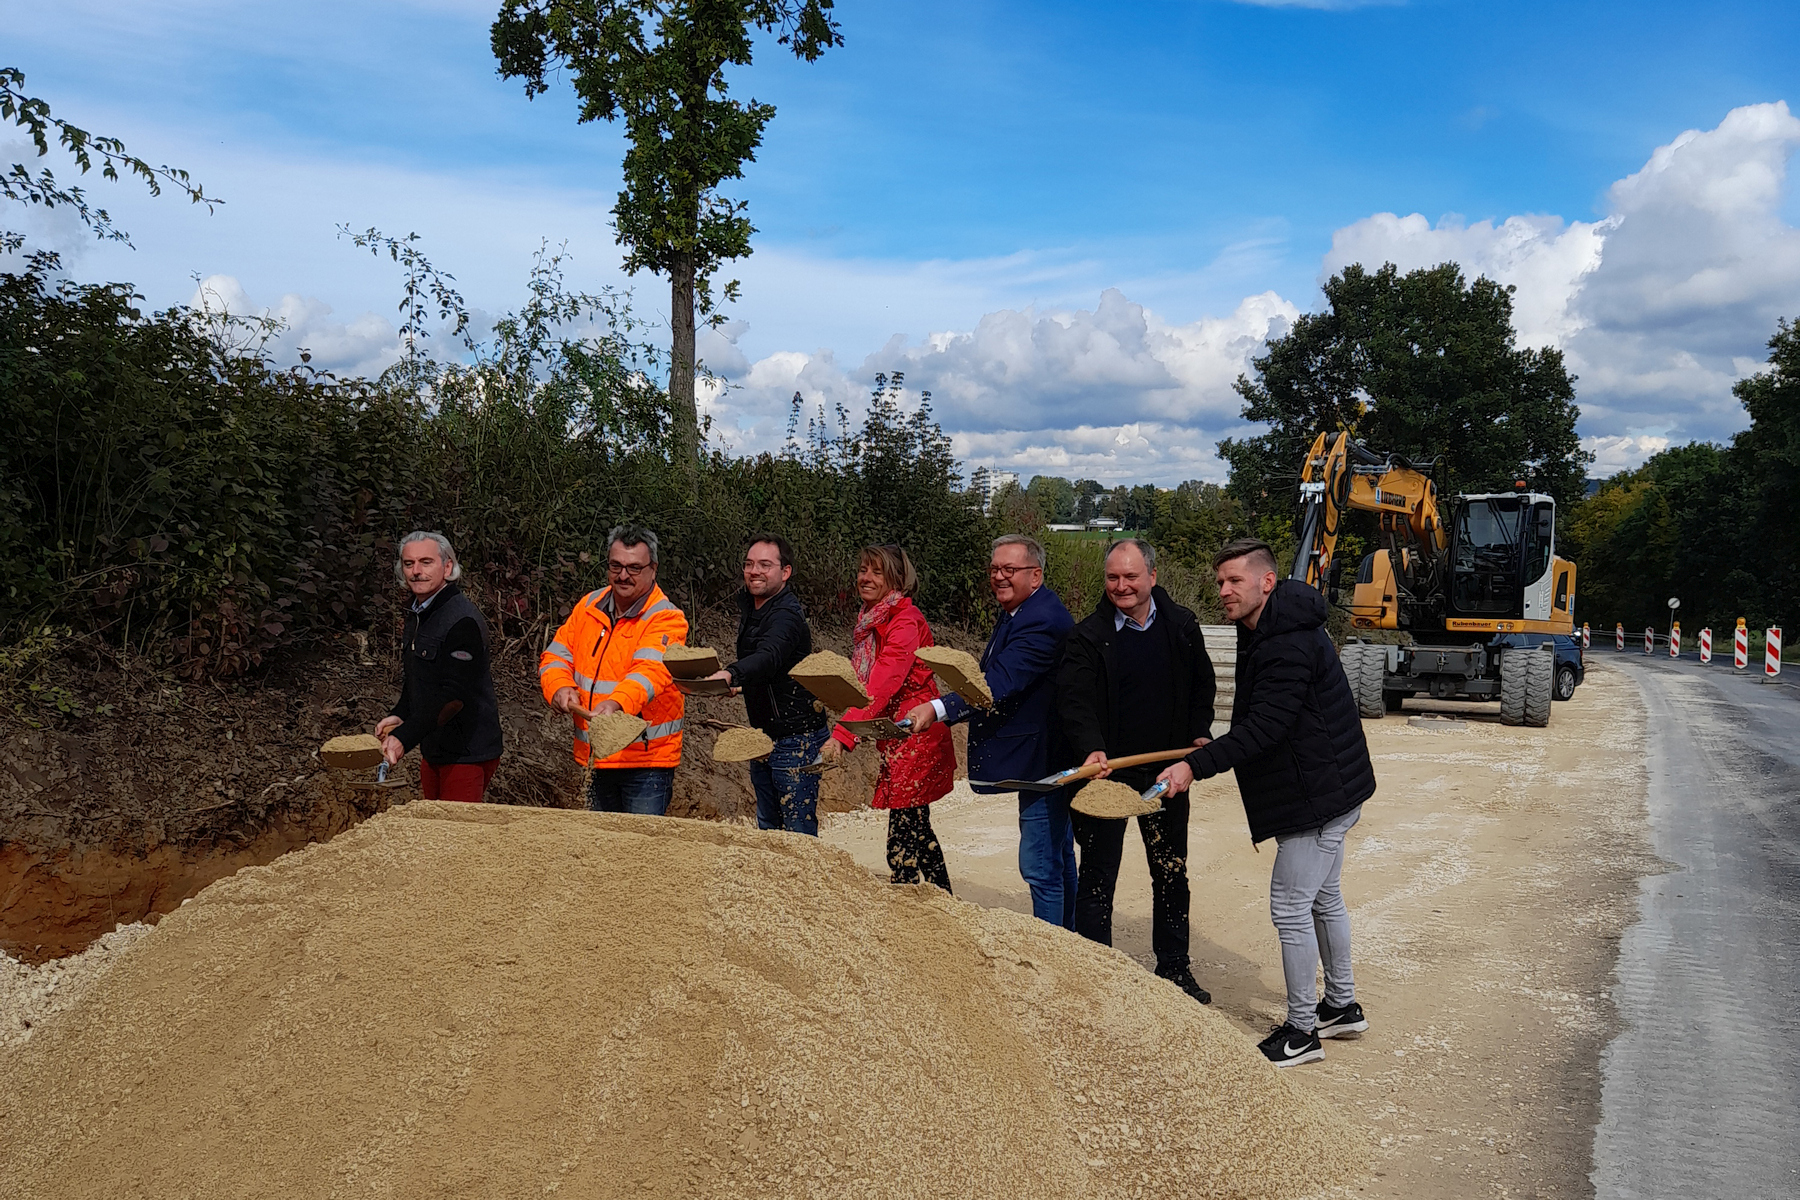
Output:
top-left (971, 777), bottom-right (1062, 793)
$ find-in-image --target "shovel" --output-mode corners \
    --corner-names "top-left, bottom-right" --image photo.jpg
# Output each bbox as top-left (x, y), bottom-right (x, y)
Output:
top-left (839, 716), bottom-right (913, 740)
top-left (972, 747), bottom-right (1196, 793)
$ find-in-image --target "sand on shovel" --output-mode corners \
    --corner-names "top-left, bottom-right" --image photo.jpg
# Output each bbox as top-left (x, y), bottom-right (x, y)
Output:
top-left (0, 803), bottom-right (1364, 1200)
top-left (788, 649), bottom-right (870, 711)
top-left (711, 726), bottom-right (774, 763)
top-left (319, 733), bottom-right (383, 770)
top-left (1071, 778), bottom-right (1164, 819)
top-left (914, 645), bottom-right (991, 707)
top-left (585, 710), bottom-right (648, 760)
top-left (663, 644), bottom-right (721, 680)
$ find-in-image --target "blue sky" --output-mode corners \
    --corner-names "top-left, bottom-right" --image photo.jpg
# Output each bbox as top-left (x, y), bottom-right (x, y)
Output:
top-left (6, 0), bottom-right (1800, 483)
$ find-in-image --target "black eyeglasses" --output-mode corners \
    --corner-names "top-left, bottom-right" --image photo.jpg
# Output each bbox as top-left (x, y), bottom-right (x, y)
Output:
top-left (607, 561), bottom-right (652, 577)
top-left (987, 564), bottom-right (1038, 578)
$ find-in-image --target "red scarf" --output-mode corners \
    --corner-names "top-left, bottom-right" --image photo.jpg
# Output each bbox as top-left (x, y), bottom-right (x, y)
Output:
top-left (850, 591), bottom-right (904, 684)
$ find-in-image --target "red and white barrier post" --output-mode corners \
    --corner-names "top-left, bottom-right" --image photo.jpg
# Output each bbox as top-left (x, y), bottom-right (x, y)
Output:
top-left (1735, 619), bottom-right (1749, 669)
top-left (1582, 623), bottom-right (1591, 651)
top-left (1644, 627), bottom-right (1654, 654)
top-left (1700, 627), bottom-right (1712, 663)
top-left (1670, 621), bottom-right (1681, 658)
top-left (1769, 627), bottom-right (1784, 678)
top-left (1616, 623), bottom-right (1625, 651)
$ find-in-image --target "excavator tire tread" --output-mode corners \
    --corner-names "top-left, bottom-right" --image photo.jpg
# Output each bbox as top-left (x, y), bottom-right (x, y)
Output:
top-left (1499, 647), bottom-right (1527, 726)
top-left (1344, 643), bottom-right (1386, 720)
top-left (1523, 643), bottom-right (1554, 727)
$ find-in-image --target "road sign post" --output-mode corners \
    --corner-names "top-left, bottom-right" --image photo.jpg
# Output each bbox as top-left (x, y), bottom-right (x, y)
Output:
top-left (1670, 621), bottom-right (1681, 658)
top-left (1735, 619), bottom-right (1749, 669)
top-left (1700, 627), bottom-right (1712, 663)
top-left (1644, 627), bottom-right (1654, 654)
top-left (1768, 627), bottom-right (1784, 678)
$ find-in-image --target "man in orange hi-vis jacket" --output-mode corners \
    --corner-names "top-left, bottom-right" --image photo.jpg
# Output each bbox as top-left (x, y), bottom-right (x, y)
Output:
top-left (540, 525), bottom-right (688, 815)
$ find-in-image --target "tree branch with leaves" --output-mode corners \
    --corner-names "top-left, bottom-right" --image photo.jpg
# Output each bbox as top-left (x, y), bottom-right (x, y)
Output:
top-left (2, 66), bottom-right (221, 252)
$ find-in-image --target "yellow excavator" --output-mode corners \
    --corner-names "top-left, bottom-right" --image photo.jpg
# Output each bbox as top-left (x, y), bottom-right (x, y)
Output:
top-left (1292, 432), bottom-right (1577, 726)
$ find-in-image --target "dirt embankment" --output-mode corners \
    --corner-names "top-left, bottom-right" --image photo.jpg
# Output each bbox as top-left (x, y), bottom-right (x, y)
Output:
top-left (0, 802), bottom-right (1362, 1200)
top-left (0, 608), bottom-right (968, 962)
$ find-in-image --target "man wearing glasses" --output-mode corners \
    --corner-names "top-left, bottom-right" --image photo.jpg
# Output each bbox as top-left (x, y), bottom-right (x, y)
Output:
top-left (540, 525), bottom-right (688, 814)
top-left (905, 534), bottom-right (1076, 927)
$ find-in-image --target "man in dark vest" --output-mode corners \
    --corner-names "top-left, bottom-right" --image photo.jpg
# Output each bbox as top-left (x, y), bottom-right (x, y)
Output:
top-left (1057, 538), bottom-right (1216, 1005)
top-left (375, 531), bottom-right (504, 801)
top-left (1155, 538), bottom-right (1376, 1067)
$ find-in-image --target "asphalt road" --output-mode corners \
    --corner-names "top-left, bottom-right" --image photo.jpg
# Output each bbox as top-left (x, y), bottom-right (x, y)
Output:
top-left (1590, 650), bottom-right (1800, 1198)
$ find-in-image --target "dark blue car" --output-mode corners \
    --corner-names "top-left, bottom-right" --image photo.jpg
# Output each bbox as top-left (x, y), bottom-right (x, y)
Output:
top-left (1490, 633), bottom-right (1585, 700)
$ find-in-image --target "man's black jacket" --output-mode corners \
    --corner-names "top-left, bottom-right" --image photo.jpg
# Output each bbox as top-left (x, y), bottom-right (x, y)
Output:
top-left (390, 582), bottom-right (504, 766)
top-left (1186, 580), bottom-right (1375, 842)
top-left (1056, 586), bottom-right (1215, 788)
top-left (729, 586), bottom-right (828, 739)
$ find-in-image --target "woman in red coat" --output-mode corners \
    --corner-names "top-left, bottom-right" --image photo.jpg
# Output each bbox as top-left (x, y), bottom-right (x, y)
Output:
top-left (822, 544), bottom-right (958, 892)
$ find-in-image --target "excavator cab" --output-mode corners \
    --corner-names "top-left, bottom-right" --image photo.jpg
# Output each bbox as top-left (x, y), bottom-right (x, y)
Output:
top-left (1446, 493), bottom-right (1574, 631)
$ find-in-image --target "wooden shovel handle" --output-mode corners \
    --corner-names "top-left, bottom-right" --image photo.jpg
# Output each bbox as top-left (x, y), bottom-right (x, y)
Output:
top-left (1066, 746), bottom-right (1196, 783)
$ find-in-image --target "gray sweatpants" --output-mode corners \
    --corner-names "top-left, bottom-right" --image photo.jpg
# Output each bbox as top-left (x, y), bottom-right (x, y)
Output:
top-left (1270, 804), bottom-right (1362, 1031)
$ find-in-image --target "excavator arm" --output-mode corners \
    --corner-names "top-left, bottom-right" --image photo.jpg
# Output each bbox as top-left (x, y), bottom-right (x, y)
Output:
top-left (1290, 432), bottom-right (1448, 627)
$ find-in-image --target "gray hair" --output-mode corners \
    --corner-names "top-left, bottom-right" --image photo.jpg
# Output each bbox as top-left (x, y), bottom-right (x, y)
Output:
top-left (1105, 537), bottom-right (1157, 573)
top-left (991, 533), bottom-right (1045, 569)
top-left (394, 531), bottom-right (463, 584)
top-left (607, 524), bottom-right (660, 565)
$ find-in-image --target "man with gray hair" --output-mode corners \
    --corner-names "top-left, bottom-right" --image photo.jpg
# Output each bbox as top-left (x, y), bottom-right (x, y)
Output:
top-left (375, 531), bottom-right (504, 801)
top-left (1056, 537), bottom-right (1216, 1005)
top-left (906, 533), bottom-right (1076, 927)
top-left (540, 525), bottom-right (688, 814)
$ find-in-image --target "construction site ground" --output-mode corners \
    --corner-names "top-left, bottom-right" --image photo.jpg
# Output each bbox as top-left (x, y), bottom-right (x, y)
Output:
top-left (824, 661), bottom-right (1656, 1199)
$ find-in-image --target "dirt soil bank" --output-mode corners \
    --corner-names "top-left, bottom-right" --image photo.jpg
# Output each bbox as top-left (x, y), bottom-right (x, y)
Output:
top-left (0, 609), bottom-right (944, 961)
top-left (0, 803), bottom-right (1360, 1200)
top-left (825, 661), bottom-right (1657, 1198)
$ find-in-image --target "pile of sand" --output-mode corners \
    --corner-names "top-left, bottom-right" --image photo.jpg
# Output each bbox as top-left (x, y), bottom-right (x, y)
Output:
top-left (712, 726), bottom-right (775, 763)
top-left (1071, 779), bottom-right (1162, 819)
top-left (788, 650), bottom-right (869, 711)
top-left (664, 645), bottom-right (721, 679)
top-left (319, 732), bottom-right (382, 769)
top-left (0, 922), bottom-right (153, 1049)
top-left (0, 804), bottom-right (1363, 1199)
top-left (585, 709), bottom-right (648, 759)
top-left (914, 645), bottom-right (991, 707)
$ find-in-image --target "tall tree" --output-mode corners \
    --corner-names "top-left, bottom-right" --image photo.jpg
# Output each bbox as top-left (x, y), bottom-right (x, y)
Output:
top-left (1218, 262), bottom-right (1591, 513)
top-left (491, 1), bottom-right (842, 464)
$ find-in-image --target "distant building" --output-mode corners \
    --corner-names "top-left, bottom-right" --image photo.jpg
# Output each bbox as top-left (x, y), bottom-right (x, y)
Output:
top-left (1086, 517), bottom-right (1122, 531)
top-left (970, 466), bottom-right (1020, 515)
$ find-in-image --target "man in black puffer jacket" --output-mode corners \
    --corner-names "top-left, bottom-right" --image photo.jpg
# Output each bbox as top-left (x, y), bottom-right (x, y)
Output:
top-left (1154, 538), bottom-right (1376, 1069)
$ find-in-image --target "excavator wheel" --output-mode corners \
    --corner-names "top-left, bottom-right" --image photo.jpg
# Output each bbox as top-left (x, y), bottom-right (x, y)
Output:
top-left (1342, 643), bottom-right (1386, 720)
top-left (1523, 643), bottom-right (1554, 728)
top-left (1499, 647), bottom-right (1527, 726)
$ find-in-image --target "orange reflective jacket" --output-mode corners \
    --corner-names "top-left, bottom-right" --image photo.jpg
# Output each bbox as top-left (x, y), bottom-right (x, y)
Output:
top-left (539, 584), bottom-right (688, 768)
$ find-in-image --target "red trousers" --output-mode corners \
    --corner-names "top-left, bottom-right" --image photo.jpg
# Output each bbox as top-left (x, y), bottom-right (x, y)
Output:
top-left (419, 758), bottom-right (499, 802)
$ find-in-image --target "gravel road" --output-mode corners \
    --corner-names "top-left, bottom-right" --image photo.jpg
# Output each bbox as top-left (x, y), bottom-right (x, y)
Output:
top-left (1592, 652), bottom-right (1800, 1199)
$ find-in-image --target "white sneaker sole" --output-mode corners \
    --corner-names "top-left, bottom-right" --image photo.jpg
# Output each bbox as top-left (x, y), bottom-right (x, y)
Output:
top-left (1317, 1019), bottom-right (1369, 1039)
top-left (1268, 1046), bottom-right (1326, 1068)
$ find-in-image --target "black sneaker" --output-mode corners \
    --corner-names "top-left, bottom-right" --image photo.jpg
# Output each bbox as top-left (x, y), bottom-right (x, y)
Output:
top-left (1258, 1023), bottom-right (1325, 1068)
top-left (1315, 999), bottom-right (1369, 1039)
top-left (1155, 964), bottom-right (1212, 1006)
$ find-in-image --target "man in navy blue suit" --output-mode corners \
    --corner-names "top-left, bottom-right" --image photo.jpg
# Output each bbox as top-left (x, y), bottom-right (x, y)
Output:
top-left (906, 534), bottom-right (1077, 927)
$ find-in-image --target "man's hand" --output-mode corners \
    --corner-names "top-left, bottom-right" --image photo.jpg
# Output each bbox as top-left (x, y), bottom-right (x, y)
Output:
top-left (1192, 736), bottom-right (1211, 749)
top-left (592, 699), bottom-right (623, 718)
top-left (821, 738), bottom-right (844, 764)
top-left (905, 701), bottom-right (937, 734)
top-left (1084, 749), bottom-right (1111, 780)
top-left (1156, 760), bottom-right (1195, 795)
top-left (551, 687), bottom-right (581, 714)
top-left (374, 715), bottom-right (401, 739)
top-left (381, 735), bottom-right (404, 766)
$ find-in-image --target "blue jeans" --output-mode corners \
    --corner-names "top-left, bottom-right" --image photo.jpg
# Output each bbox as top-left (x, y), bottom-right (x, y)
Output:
top-left (1019, 787), bottom-right (1078, 928)
top-left (749, 725), bottom-right (830, 836)
top-left (587, 766), bottom-right (674, 816)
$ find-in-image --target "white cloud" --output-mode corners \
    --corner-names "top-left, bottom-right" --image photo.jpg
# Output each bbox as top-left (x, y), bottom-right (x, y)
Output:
top-left (187, 274), bottom-right (400, 378)
top-left (1582, 433), bottom-right (1672, 478)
